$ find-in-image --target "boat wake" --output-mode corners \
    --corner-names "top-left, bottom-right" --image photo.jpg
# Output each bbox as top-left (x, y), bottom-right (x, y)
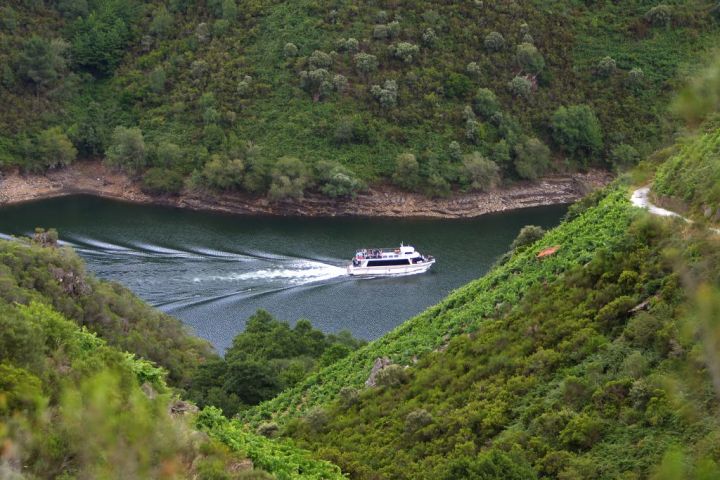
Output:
top-left (194, 261), bottom-right (347, 285)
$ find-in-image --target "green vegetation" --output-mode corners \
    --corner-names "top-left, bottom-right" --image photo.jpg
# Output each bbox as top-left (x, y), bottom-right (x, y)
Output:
top-left (1, 0), bottom-right (718, 196)
top-left (284, 213), bottom-right (720, 478)
top-left (240, 186), bottom-right (637, 425)
top-left (187, 309), bottom-right (365, 417)
top-left (653, 58), bottom-right (720, 219)
top-left (0, 294), bottom-right (274, 478)
top-left (0, 235), bottom-right (346, 478)
top-left (0, 233), bottom-right (213, 388)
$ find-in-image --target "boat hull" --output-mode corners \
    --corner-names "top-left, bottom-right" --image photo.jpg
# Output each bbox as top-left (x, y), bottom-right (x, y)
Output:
top-left (347, 259), bottom-right (435, 276)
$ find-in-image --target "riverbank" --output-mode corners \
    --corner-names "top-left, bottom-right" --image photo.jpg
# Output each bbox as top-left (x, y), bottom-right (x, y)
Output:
top-left (0, 161), bottom-right (612, 218)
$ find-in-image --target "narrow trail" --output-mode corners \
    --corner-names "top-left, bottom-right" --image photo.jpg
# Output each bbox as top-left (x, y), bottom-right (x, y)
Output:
top-left (631, 186), bottom-right (720, 235)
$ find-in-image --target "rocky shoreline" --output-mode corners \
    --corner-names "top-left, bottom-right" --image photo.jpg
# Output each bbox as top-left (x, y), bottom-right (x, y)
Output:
top-left (0, 161), bottom-right (613, 218)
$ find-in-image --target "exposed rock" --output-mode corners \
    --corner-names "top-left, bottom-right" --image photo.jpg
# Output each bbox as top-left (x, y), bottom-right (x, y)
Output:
top-left (228, 459), bottom-right (254, 473)
top-left (365, 357), bottom-right (392, 387)
top-left (141, 382), bottom-right (158, 399)
top-left (169, 399), bottom-right (199, 417)
top-left (0, 161), bottom-right (613, 219)
top-left (49, 267), bottom-right (91, 296)
top-left (703, 205), bottom-right (714, 218)
top-left (629, 298), bottom-right (652, 314)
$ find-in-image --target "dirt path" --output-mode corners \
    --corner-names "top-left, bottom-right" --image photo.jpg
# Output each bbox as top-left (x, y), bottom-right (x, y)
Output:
top-left (631, 186), bottom-right (720, 234)
top-left (0, 161), bottom-right (612, 218)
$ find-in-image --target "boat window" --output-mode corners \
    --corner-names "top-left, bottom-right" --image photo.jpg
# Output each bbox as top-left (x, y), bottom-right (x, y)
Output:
top-left (366, 259), bottom-right (411, 267)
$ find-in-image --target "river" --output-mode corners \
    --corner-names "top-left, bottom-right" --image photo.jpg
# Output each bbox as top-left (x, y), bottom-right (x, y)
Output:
top-left (0, 195), bottom-right (567, 351)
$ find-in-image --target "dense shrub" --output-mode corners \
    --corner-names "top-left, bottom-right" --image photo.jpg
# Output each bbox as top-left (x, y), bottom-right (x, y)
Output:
top-left (371, 80), bottom-right (398, 109)
top-left (511, 225), bottom-right (546, 250)
top-left (610, 144), bottom-right (640, 170)
top-left (141, 167), bottom-right (184, 194)
top-left (508, 75), bottom-right (533, 99)
top-left (390, 42), bottom-right (420, 63)
top-left (105, 126), bottom-right (146, 173)
top-left (268, 156), bottom-right (311, 201)
top-left (393, 152), bottom-right (421, 189)
top-left (595, 56), bottom-right (617, 78)
top-left (315, 160), bottom-right (366, 198)
top-left (514, 137), bottom-right (550, 180)
top-left (461, 152), bottom-right (500, 191)
top-left (551, 105), bottom-right (603, 160)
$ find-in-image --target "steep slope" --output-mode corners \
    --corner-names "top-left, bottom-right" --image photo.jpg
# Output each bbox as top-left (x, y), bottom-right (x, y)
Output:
top-left (241, 186), bottom-right (636, 424)
top-left (0, 233), bottom-right (214, 388)
top-left (236, 60), bottom-right (720, 478)
top-left (285, 209), bottom-right (720, 478)
top-left (1, 1), bottom-right (719, 198)
top-left (0, 237), bottom-right (345, 479)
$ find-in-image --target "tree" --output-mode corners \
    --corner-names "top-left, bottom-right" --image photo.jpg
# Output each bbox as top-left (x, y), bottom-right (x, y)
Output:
top-left (393, 153), bottom-right (421, 190)
top-left (16, 36), bottom-right (67, 93)
top-left (105, 126), bottom-right (146, 173)
top-left (461, 152), bottom-right (499, 191)
top-left (516, 42), bottom-right (545, 74)
top-left (69, 11), bottom-right (131, 76)
top-left (484, 31), bottom-right (505, 52)
top-left (444, 73), bottom-right (473, 99)
top-left (35, 127), bottom-right (77, 171)
top-left (370, 80), bottom-right (398, 109)
top-left (198, 155), bottom-right (244, 190)
top-left (354, 53), bottom-right (378, 77)
top-left (283, 42), bottom-right (298, 58)
top-left (508, 75), bottom-right (532, 99)
top-left (551, 105), bottom-right (603, 160)
top-left (315, 160), bottom-right (365, 198)
top-left (595, 56), bottom-right (617, 78)
top-left (308, 50), bottom-right (332, 69)
top-left (514, 137), bottom-right (550, 180)
top-left (150, 6), bottom-right (173, 37)
top-left (473, 88), bottom-right (500, 118)
top-left (610, 144), bottom-right (640, 170)
top-left (390, 42), bottom-right (420, 63)
top-left (268, 156), bottom-right (311, 201)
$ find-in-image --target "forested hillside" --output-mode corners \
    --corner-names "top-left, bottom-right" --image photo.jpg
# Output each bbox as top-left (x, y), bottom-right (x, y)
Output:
top-left (229, 60), bottom-right (720, 478)
top-left (1, 0), bottom-right (719, 199)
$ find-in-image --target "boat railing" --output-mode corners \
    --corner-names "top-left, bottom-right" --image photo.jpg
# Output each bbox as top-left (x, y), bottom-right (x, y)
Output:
top-left (356, 247), bottom-right (405, 259)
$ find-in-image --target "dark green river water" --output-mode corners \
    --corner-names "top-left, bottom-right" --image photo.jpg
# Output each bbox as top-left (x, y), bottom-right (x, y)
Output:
top-left (0, 195), bottom-right (567, 351)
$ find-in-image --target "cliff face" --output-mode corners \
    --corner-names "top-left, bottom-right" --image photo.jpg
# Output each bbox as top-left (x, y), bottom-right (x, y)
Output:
top-left (0, 161), bottom-right (612, 218)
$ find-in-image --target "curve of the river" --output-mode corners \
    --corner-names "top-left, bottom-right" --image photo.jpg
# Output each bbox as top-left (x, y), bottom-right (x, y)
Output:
top-left (0, 195), bottom-right (568, 351)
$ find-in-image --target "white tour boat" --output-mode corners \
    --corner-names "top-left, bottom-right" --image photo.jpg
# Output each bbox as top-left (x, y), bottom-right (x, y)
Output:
top-left (347, 244), bottom-right (435, 276)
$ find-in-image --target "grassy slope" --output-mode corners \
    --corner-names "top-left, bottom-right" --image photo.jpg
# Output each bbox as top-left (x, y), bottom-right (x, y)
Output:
top-left (653, 123), bottom-right (720, 217)
top-left (241, 186), bottom-right (636, 424)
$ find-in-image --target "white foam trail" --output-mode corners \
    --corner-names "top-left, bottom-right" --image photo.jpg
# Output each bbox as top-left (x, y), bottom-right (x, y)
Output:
top-left (197, 261), bottom-right (347, 285)
top-left (186, 246), bottom-right (252, 261)
top-left (127, 242), bottom-right (205, 259)
top-left (0, 233), bottom-right (14, 241)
